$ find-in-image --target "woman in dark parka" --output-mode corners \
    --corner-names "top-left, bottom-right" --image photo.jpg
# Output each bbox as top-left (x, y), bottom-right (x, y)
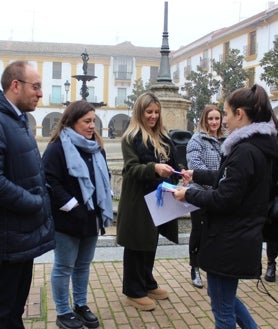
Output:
top-left (174, 84), bottom-right (278, 329)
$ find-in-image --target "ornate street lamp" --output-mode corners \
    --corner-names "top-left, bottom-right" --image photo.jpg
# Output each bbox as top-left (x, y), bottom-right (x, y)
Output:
top-left (64, 80), bottom-right (70, 105)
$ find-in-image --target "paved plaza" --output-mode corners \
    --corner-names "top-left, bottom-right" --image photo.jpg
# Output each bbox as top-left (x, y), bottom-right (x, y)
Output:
top-left (23, 236), bottom-right (278, 329)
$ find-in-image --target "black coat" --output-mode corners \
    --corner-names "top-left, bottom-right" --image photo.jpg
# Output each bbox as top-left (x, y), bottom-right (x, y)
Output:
top-left (186, 123), bottom-right (278, 279)
top-left (0, 91), bottom-right (55, 262)
top-left (42, 138), bottom-right (107, 238)
top-left (263, 147), bottom-right (278, 242)
top-left (117, 132), bottom-right (180, 252)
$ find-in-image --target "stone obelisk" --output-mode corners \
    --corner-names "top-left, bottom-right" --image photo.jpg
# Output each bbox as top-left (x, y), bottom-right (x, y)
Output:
top-left (150, 1), bottom-right (191, 131)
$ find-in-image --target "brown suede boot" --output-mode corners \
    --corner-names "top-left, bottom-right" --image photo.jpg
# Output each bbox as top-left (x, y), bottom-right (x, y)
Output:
top-left (147, 287), bottom-right (169, 300)
top-left (126, 296), bottom-right (156, 311)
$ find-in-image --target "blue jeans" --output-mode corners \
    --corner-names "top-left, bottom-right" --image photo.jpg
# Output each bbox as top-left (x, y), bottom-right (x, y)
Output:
top-left (207, 272), bottom-right (258, 329)
top-left (51, 231), bottom-right (98, 315)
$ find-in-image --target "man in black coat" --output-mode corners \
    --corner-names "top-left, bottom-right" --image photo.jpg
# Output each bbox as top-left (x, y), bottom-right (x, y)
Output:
top-left (0, 61), bottom-right (55, 329)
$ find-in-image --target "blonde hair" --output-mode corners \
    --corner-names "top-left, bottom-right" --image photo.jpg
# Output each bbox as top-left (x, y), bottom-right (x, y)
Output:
top-left (123, 92), bottom-right (170, 158)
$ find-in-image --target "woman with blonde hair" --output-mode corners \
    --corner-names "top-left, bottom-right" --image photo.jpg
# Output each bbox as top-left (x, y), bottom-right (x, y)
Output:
top-left (117, 92), bottom-right (180, 311)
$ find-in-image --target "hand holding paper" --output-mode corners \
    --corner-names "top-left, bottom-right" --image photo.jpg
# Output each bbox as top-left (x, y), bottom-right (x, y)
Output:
top-left (156, 182), bottom-right (177, 206)
top-left (173, 186), bottom-right (187, 202)
top-left (145, 189), bottom-right (199, 226)
top-left (160, 182), bottom-right (178, 192)
top-left (145, 182), bottom-right (199, 226)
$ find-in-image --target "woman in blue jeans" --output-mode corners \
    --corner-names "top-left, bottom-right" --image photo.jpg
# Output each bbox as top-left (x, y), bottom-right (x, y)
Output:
top-left (43, 100), bottom-right (113, 329)
top-left (174, 84), bottom-right (278, 328)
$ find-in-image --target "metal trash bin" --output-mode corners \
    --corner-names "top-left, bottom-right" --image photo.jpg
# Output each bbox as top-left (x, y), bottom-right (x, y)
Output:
top-left (169, 129), bottom-right (192, 168)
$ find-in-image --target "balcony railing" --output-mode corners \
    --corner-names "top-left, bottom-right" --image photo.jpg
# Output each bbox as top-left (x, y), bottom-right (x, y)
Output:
top-left (114, 72), bottom-right (132, 80)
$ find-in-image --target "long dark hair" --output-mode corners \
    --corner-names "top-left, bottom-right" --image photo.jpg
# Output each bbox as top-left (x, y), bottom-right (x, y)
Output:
top-left (49, 100), bottom-right (103, 148)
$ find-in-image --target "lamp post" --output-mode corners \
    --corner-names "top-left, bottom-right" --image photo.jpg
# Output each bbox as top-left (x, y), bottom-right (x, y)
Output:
top-left (64, 80), bottom-right (70, 105)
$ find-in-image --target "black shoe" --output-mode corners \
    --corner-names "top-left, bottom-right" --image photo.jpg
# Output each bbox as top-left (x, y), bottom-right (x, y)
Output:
top-left (191, 267), bottom-right (203, 289)
top-left (265, 263), bottom-right (276, 282)
top-left (73, 305), bottom-right (99, 328)
top-left (56, 313), bottom-right (83, 329)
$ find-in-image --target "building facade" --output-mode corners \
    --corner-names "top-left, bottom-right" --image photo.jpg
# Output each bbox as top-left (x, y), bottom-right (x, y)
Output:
top-left (0, 41), bottom-right (160, 137)
top-left (170, 3), bottom-right (278, 112)
top-left (0, 4), bottom-right (278, 138)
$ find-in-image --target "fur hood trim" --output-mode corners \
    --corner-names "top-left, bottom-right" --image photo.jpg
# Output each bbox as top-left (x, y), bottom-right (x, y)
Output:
top-left (221, 120), bottom-right (277, 156)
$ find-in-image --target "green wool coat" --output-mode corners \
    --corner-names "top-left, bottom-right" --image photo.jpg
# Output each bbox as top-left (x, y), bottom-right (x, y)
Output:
top-left (116, 135), bottom-right (179, 252)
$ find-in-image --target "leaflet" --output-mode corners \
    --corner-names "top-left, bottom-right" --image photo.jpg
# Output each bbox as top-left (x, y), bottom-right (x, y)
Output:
top-left (144, 189), bottom-right (199, 226)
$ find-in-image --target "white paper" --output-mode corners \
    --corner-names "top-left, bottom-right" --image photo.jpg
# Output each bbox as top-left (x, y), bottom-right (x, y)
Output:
top-left (144, 190), bottom-right (199, 226)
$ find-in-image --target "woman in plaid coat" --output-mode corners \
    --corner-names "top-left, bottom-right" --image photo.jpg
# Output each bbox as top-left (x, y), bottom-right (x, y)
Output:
top-left (186, 105), bottom-right (225, 288)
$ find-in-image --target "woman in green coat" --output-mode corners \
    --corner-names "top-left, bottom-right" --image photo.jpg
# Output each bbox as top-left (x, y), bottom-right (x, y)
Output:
top-left (117, 92), bottom-right (180, 311)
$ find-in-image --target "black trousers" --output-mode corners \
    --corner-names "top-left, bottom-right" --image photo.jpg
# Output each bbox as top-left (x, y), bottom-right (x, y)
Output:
top-left (189, 209), bottom-right (204, 268)
top-left (0, 259), bottom-right (33, 329)
top-left (266, 240), bottom-right (278, 263)
top-left (122, 248), bottom-right (158, 298)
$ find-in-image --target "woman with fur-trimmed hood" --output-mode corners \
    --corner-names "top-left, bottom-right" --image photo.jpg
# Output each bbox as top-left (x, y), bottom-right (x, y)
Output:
top-left (174, 84), bottom-right (278, 329)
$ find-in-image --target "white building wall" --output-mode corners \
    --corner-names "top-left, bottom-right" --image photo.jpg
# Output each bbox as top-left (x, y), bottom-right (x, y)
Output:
top-left (141, 66), bottom-right (150, 82)
top-left (173, 58), bottom-right (186, 87)
top-left (108, 57), bottom-right (116, 107)
top-left (61, 62), bottom-right (72, 103)
top-left (170, 6), bottom-right (278, 110)
top-left (94, 63), bottom-right (104, 103)
top-left (212, 44), bottom-right (223, 63)
top-left (42, 62), bottom-right (52, 106)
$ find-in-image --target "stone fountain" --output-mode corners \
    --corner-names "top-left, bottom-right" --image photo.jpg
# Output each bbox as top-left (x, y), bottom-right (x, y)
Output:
top-left (72, 50), bottom-right (105, 107)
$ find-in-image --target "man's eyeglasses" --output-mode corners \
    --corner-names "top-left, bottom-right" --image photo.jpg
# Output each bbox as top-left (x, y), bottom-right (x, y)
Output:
top-left (18, 79), bottom-right (42, 91)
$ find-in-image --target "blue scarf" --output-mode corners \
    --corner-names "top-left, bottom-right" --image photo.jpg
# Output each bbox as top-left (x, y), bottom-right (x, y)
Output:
top-left (60, 127), bottom-right (113, 227)
top-left (156, 182), bottom-right (178, 206)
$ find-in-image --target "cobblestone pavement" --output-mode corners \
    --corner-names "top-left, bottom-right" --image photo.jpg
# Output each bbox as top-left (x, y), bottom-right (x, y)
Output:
top-left (24, 256), bottom-right (278, 329)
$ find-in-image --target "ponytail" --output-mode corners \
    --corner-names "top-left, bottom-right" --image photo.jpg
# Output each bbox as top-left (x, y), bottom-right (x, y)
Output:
top-left (226, 84), bottom-right (278, 128)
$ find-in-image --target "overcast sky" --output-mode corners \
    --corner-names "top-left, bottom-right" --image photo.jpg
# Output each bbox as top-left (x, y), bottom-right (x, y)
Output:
top-left (0, 0), bottom-right (276, 50)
